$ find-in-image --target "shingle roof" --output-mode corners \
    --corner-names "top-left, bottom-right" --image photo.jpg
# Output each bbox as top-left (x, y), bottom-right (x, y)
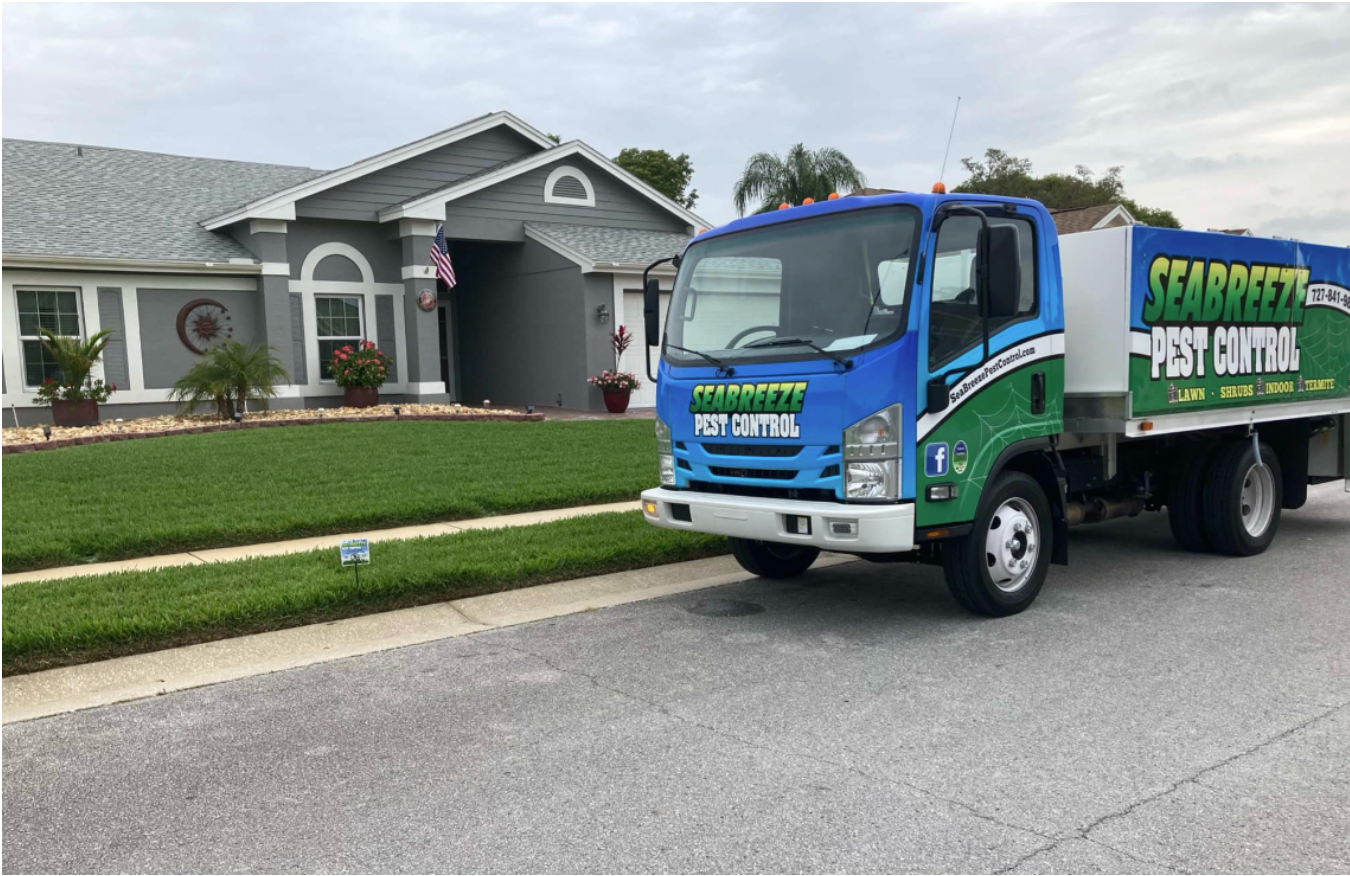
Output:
top-left (3, 139), bottom-right (325, 262)
top-left (1048, 203), bottom-right (1132, 235)
top-left (525, 222), bottom-right (691, 266)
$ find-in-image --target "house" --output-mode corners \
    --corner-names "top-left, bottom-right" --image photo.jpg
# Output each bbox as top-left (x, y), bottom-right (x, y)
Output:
top-left (1047, 203), bottom-right (1136, 235)
top-left (2, 111), bottom-right (707, 424)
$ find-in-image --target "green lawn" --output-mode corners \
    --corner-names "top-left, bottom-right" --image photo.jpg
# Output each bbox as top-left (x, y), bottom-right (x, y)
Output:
top-left (2, 511), bottom-right (729, 675)
top-left (2, 420), bottom-right (658, 572)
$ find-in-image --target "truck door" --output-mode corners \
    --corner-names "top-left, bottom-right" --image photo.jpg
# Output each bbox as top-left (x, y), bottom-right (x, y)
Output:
top-left (915, 209), bottom-right (1065, 527)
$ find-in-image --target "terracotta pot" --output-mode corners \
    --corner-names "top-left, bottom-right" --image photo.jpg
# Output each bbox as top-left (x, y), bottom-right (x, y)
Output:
top-left (51, 398), bottom-right (100, 427)
top-left (602, 390), bottom-right (632, 414)
top-left (343, 386), bottom-right (380, 408)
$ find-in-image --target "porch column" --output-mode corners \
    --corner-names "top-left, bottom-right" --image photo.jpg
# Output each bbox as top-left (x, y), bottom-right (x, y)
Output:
top-left (398, 219), bottom-right (451, 403)
top-left (248, 219), bottom-right (303, 408)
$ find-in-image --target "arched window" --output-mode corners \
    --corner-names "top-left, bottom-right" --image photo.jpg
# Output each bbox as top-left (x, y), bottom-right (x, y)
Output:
top-left (543, 165), bottom-right (596, 207)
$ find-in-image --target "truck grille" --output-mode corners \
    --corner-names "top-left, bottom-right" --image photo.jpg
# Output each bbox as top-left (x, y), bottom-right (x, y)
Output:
top-left (701, 443), bottom-right (801, 458)
top-left (709, 466), bottom-right (797, 480)
top-left (687, 480), bottom-right (839, 502)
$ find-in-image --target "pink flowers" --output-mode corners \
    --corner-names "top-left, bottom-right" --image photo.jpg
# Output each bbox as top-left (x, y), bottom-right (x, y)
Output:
top-left (329, 341), bottom-right (394, 390)
top-left (588, 370), bottom-right (641, 392)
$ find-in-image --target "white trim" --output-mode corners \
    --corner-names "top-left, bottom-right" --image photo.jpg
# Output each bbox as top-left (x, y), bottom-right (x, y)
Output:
top-left (122, 287), bottom-right (146, 393)
top-left (1092, 205), bottom-right (1136, 229)
top-left (299, 242), bottom-right (375, 285)
top-left (200, 112), bottom-right (556, 230)
top-left (2, 254), bottom-right (261, 275)
top-left (405, 381), bottom-right (449, 395)
top-left (401, 265), bottom-right (436, 280)
top-left (261, 262), bottom-right (290, 276)
top-left (1120, 397), bottom-right (1350, 438)
top-left (543, 165), bottom-right (595, 207)
top-left (380, 140), bottom-right (710, 229)
top-left (397, 219), bottom-right (439, 238)
top-left (249, 219), bottom-right (288, 235)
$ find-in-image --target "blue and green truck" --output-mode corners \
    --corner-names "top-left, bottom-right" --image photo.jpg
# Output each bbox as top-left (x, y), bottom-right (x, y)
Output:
top-left (639, 191), bottom-right (1350, 615)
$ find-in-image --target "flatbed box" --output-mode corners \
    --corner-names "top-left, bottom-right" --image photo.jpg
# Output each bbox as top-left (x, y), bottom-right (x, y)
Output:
top-left (1059, 225), bottom-right (1350, 437)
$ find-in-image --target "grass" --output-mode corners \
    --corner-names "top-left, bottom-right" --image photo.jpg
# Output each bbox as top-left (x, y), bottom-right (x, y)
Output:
top-left (1, 511), bottom-right (730, 675)
top-left (2, 420), bottom-right (658, 572)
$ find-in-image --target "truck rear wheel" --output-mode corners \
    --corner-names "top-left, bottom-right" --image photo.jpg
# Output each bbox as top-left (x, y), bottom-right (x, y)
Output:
top-left (728, 538), bottom-right (820, 579)
top-left (1168, 442), bottom-right (1214, 552)
top-left (1203, 440), bottom-right (1282, 556)
top-left (942, 472), bottom-right (1053, 617)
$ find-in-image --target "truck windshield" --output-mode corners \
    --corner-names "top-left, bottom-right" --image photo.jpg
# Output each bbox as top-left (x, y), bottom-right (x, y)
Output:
top-left (665, 206), bottom-right (920, 366)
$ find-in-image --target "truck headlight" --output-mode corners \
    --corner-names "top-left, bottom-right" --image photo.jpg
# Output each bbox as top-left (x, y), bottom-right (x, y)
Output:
top-left (845, 460), bottom-right (897, 501)
top-left (844, 403), bottom-right (901, 460)
top-left (655, 417), bottom-right (675, 486)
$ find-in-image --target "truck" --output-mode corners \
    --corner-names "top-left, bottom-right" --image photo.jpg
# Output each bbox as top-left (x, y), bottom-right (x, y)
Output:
top-left (638, 191), bottom-right (1350, 616)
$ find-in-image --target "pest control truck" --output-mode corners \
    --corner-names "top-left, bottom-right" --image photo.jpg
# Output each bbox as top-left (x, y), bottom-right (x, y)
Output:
top-left (638, 191), bottom-right (1350, 616)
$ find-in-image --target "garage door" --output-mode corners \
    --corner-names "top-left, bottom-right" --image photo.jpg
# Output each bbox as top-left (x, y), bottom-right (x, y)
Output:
top-left (621, 290), bottom-right (669, 408)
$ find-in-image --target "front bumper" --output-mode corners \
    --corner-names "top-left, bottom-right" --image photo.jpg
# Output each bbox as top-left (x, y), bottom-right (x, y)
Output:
top-left (641, 487), bottom-right (915, 553)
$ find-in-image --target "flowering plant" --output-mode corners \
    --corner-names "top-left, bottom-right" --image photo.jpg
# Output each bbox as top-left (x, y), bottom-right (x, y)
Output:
top-left (35, 376), bottom-right (116, 404)
top-left (330, 340), bottom-right (393, 389)
top-left (588, 370), bottom-right (641, 393)
top-left (610, 325), bottom-right (635, 364)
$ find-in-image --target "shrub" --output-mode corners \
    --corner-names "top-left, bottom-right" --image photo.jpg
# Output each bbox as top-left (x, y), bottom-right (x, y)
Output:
top-left (169, 341), bottom-right (290, 419)
top-left (329, 340), bottom-right (392, 389)
top-left (34, 328), bottom-right (118, 403)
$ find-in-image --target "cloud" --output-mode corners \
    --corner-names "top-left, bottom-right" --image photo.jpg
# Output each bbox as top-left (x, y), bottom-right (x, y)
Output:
top-left (3, 3), bottom-right (1348, 243)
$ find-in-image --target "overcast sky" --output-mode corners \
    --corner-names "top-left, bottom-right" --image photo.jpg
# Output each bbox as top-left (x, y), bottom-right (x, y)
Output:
top-left (4, 3), bottom-right (1348, 244)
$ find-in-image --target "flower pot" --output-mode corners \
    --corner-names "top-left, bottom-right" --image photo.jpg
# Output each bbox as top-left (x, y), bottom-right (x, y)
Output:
top-left (602, 389), bottom-right (632, 414)
top-left (51, 398), bottom-right (100, 428)
top-left (343, 387), bottom-right (380, 408)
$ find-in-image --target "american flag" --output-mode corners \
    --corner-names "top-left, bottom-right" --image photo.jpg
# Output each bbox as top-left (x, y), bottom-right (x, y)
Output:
top-left (430, 224), bottom-right (457, 288)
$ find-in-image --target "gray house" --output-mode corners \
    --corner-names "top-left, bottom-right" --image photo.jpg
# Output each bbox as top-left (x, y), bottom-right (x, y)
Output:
top-left (3, 111), bottom-right (704, 424)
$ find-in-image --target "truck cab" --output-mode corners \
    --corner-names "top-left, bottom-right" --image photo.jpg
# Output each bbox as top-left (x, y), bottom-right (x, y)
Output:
top-left (641, 192), bottom-right (1349, 616)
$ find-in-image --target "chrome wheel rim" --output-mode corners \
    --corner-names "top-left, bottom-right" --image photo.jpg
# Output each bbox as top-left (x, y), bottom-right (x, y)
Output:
top-left (1240, 462), bottom-right (1276, 536)
top-left (985, 498), bottom-right (1038, 593)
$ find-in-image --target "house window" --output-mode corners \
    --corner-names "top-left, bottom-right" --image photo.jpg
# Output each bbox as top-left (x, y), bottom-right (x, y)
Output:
top-left (17, 288), bottom-right (82, 387)
top-left (315, 295), bottom-right (364, 380)
top-left (543, 165), bottom-right (596, 207)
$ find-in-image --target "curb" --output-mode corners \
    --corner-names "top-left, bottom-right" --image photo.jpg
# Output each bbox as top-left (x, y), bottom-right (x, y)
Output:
top-left (0, 555), bottom-right (856, 724)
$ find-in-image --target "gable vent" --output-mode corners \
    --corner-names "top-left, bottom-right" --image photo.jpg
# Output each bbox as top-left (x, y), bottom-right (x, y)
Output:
top-left (543, 164), bottom-right (596, 207)
top-left (551, 175), bottom-right (588, 200)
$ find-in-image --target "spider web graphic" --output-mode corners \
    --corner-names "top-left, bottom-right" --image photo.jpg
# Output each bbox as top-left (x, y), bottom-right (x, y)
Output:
top-left (1297, 311), bottom-right (1350, 383)
top-left (963, 384), bottom-right (1063, 492)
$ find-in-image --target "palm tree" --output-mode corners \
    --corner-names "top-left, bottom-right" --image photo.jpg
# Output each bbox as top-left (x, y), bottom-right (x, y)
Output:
top-left (170, 341), bottom-right (290, 419)
top-left (732, 144), bottom-right (867, 216)
top-left (38, 327), bottom-right (115, 386)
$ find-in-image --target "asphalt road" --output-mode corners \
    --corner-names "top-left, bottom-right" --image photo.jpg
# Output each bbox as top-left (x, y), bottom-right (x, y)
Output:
top-left (5, 485), bottom-right (1349, 874)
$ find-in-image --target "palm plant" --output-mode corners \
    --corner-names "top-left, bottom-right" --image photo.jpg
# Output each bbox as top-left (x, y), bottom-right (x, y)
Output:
top-left (38, 327), bottom-right (115, 386)
top-left (170, 341), bottom-right (290, 419)
top-left (731, 144), bottom-right (868, 216)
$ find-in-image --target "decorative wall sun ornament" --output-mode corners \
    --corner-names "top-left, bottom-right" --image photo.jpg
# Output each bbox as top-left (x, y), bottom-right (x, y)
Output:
top-left (176, 298), bottom-right (234, 354)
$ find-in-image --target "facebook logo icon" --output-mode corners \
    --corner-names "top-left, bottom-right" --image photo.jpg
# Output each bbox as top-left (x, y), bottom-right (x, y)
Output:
top-left (925, 442), bottom-right (949, 477)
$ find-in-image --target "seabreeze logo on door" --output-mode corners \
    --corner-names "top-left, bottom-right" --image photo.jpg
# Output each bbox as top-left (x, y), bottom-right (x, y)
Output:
top-left (925, 442), bottom-right (949, 477)
top-left (690, 381), bottom-right (807, 438)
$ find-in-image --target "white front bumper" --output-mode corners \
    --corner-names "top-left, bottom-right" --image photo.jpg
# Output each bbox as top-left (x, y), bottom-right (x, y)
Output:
top-left (641, 487), bottom-right (916, 553)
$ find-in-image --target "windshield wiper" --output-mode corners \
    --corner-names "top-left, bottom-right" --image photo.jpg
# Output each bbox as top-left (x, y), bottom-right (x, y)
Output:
top-left (744, 337), bottom-right (854, 370)
top-left (666, 343), bottom-right (735, 376)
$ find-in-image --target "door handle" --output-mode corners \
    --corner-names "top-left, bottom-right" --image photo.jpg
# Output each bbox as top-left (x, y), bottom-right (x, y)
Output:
top-left (1030, 371), bottom-right (1046, 415)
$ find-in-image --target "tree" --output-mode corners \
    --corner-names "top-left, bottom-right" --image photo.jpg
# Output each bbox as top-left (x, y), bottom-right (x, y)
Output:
top-left (954, 148), bottom-right (1181, 228)
top-left (545, 132), bottom-right (561, 144)
top-left (732, 144), bottom-right (866, 216)
top-left (169, 341), bottom-right (290, 419)
top-left (613, 148), bottom-right (698, 209)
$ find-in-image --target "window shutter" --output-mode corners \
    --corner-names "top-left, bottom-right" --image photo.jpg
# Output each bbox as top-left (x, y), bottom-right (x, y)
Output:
top-left (96, 288), bottom-right (130, 389)
top-left (289, 294), bottom-right (307, 384)
top-left (375, 294), bottom-right (397, 382)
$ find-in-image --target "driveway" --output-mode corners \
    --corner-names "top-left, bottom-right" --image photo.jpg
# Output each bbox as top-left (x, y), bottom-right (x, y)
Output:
top-left (4, 486), bottom-right (1348, 873)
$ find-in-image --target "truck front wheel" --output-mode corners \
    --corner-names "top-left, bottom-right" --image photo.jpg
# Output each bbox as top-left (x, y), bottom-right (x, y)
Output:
top-left (942, 472), bottom-right (1053, 617)
top-left (728, 538), bottom-right (820, 579)
top-left (1203, 440), bottom-right (1282, 556)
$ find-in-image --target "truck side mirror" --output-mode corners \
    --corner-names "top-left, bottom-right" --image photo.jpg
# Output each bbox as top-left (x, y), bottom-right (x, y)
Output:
top-left (926, 374), bottom-right (950, 414)
top-left (643, 278), bottom-right (661, 347)
top-left (981, 224), bottom-right (1021, 320)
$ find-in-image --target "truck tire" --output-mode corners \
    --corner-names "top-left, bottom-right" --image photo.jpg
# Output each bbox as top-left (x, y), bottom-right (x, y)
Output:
top-left (1203, 440), bottom-right (1282, 556)
top-left (728, 538), bottom-right (820, 579)
top-left (1167, 442), bottom-right (1214, 552)
top-left (942, 471), bottom-right (1053, 617)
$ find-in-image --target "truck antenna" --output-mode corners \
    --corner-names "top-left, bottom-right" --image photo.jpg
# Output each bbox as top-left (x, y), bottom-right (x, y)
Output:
top-left (937, 96), bottom-right (962, 185)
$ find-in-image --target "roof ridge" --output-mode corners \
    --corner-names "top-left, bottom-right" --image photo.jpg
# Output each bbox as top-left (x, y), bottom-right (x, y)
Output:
top-left (3, 137), bottom-right (325, 173)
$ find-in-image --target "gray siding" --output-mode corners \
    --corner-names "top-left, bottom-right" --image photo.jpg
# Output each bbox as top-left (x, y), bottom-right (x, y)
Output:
top-left (286, 219), bottom-right (401, 282)
top-left (295, 127), bottom-right (541, 222)
top-left (96, 287), bottom-right (131, 389)
top-left (137, 288), bottom-right (261, 389)
top-left (446, 155), bottom-right (687, 234)
top-left (226, 225), bottom-right (287, 263)
top-left (455, 239), bottom-right (592, 408)
top-left (289, 293), bottom-right (307, 384)
top-left (375, 294), bottom-right (397, 381)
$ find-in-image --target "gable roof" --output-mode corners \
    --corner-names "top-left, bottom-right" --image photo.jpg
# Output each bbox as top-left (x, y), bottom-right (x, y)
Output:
top-left (524, 222), bottom-right (691, 272)
top-left (380, 140), bottom-right (710, 230)
top-left (200, 111), bottom-right (555, 230)
top-left (1049, 203), bottom-right (1135, 235)
top-left (2, 138), bottom-right (323, 264)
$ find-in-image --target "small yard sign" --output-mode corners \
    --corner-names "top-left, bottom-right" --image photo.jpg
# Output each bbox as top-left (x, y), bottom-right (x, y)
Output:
top-left (340, 538), bottom-right (370, 566)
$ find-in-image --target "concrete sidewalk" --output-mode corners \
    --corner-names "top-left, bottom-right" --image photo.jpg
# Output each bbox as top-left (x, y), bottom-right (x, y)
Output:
top-left (1, 554), bottom-right (855, 724)
top-left (2, 500), bottom-right (638, 586)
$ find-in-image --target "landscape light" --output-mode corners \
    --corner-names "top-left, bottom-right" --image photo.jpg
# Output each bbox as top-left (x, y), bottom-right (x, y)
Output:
top-left (232, 412), bottom-right (242, 424)
top-left (393, 405), bottom-right (401, 417)
top-left (42, 425), bottom-right (52, 440)
top-left (526, 405), bottom-right (535, 414)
